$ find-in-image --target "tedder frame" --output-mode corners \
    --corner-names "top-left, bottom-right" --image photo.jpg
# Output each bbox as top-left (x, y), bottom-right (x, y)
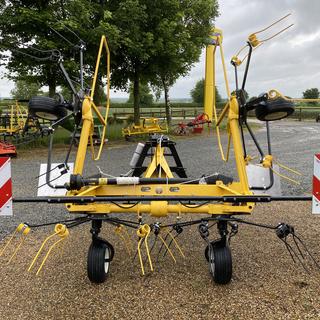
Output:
top-left (7, 14), bottom-right (320, 285)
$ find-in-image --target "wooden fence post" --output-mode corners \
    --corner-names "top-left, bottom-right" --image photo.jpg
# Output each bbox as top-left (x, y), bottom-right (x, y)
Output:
top-left (299, 108), bottom-right (301, 121)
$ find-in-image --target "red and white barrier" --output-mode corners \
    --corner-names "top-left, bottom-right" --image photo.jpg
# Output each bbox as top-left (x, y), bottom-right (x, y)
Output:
top-left (312, 154), bottom-right (320, 214)
top-left (0, 157), bottom-right (13, 216)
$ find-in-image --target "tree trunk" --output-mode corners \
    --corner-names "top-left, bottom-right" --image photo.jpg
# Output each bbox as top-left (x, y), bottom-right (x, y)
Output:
top-left (133, 72), bottom-right (140, 125)
top-left (49, 84), bottom-right (56, 98)
top-left (48, 74), bottom-right (56, 98)
top-left (163, 79), bottom-right (172, 126)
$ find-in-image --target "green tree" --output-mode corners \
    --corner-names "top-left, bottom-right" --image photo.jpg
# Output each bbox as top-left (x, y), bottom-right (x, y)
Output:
top-left (148, 0), bottom-right (219, 126)
top-left (0, 0), bottom-right (117, 97)
top-left (191, 79), bottom-right (222, 104)
top-left (107, 0), bottom-right (219, 124)
top-left (11, 80), bottom-right (43, 100)
top-left (303, 88), bottom-right (319, 105)
top-left (127, 82), bottom-right (154, 107)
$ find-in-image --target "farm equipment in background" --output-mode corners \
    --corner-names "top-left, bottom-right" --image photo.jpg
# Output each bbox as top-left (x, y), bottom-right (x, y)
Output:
top-left (0, 100), bottom-right (28, 136)
top-left (0, 141), bottom-right (17, 157)
top-left (122, 117), bottom-right (168, 140)
top-left (0, 99), bottom-right (49, 145)
top-left (174, 112), bottom-right (211, 135)
top-left (4, 15), bottom-right (320, 286)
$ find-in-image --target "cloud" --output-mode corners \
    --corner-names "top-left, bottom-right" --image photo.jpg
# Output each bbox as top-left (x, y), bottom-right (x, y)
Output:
top-left (170, 0), bottom-right (320, 99)
top-left (1, 1), bottom-right (320, 100)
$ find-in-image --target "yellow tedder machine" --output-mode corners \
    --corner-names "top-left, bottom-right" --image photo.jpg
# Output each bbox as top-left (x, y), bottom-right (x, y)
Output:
top-left (5, 14), bottom-right (320, 284)
top-left (122, 117), bottom-right (168, 140)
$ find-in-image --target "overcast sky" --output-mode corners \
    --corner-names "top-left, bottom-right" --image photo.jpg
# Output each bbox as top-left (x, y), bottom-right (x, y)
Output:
top-left (1, 0), bottom-right (320, 99)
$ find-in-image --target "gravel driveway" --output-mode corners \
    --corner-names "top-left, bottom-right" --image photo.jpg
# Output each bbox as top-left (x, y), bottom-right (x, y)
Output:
top-left (0, 119), bottom-right (320, 319)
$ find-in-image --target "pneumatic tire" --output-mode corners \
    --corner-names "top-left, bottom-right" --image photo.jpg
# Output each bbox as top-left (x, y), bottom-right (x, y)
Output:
top-left (29, 96), bottom-right (67, 121)
top-left (208, 243), bottom-right (232, 284)
top-left (255, 98), bottom-right (294, 121)
top-left (87, 241), bottom-right (112, 283)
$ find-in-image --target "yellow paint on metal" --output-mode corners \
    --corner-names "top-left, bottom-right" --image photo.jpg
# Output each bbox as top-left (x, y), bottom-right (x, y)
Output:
top-left (73, 98), bottom-right (93, 175)
top-left (0, 223), bottom-right (30, 261)
top-left (150, 201), bottom-right (168, 217)
top-left (122, 117), bottom-right (168, 138)
top-left (28, 224), bottom-right (69, 275)
top-left (232, 14), bottom-right (293, 66)
top-left (66, 31), bottom-right (255, 219)
top-left (0, 101), bottom-right (39, 135)
top-left (158, 234), bottom-right (176, 263)
top-left (114, 225), bottom-right (132, 256)
top-left (268, 89), bottom-right (320, 103)
top-left (137, 224), bottom-right (153, 275)
top-left (163, 228), bottom-right (185, 258)
top-left (144, 144), bottom-right (173, 178)
top-left (67, 202), bottom-right (253, 216)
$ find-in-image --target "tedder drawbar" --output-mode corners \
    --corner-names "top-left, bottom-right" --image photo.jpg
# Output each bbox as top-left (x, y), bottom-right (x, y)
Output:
top-left (3, 14), bottom-right (320, 284)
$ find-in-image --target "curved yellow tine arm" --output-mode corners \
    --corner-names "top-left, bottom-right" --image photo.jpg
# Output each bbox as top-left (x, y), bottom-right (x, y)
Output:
top-left (28, 224), bottom-right (69, 274)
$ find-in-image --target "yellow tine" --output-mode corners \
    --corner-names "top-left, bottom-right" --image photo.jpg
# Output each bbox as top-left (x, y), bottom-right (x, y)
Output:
top-left (270, 167), bottom-right (300, 185)
top-left (144, 229), bottom-right (153, 272)
top-left (115, 225), bottom-right (133, 255)
top-left (36, 238), bottom-right (65, 275)
top-left (115, 230), bottom-right (131, 257)
top-left (260, 24), bottom-right (294, 43)
top-left (253, 13), bottom-right (291, 35)
top-left (0, 229), bottom-right (18, 257)
top-left (273, 159), bottom-right (302, 176)
top-left (122, 226), bottom-right (133, 253)
top-left (6, 236), bottom-right (26, 264)
top-left (28, 232), bottom-right (57, 272)
top-left (166, 231), bottom-right (185, 258)
top-left (158, 235), bottom-right (176, 263)
top-left (137, 238), bottom-right (145, 276)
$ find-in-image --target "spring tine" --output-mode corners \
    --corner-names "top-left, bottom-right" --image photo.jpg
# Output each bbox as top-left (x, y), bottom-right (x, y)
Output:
top-left (132, 237), bottom-right (144, 262)
top-left (28, 233), bottom-right (57, 272)
top-left (137, 237), bottom-right (145, 275)
top-left (123, 226), bottom-right (133, 253)
top-left (6, 236), bottom-right (26, 264)
top-left (253, 13), bottom-right (291, 35)
top-left (281, 238), bottom-right (296, 263)
top-left (158, 235), bottom-right (176, 263)
top-left (282, 238), bottom-right (310, 274)
top-left (293, 234), bottom-right (320, 270)
top-left (164, 231), bottom-right (185, 259)
top-left (156, 232), bottom-right (171, 262)
top-left (292, 234), bottom-right (305, 260)
top-left (162, 237), bottom-right (174, 258)
top-left (28, 224), bottom-right (68, 274)
top-left (144, 228), bottom-right (153, 272)
top-left (143, 235), bottom-right (157, 266)
top-left (0, 229), bottom-right (18, 257)
top-left (115, 226), bottom-right (132, 257)
top-left (36, 238), bottom-right (65, 275)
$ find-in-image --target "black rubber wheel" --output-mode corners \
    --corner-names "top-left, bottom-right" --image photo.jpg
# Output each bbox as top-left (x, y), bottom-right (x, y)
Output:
top-left (255, 98), bottom-right (294, 121)
top-left (87, 241), bottom-right (112, 283)
top-left (29, 96), bottom-right (67, 121)
top-left (316, 115), bottom-right (320, 122)
top-left (208, 243), bottom-right (232, 284)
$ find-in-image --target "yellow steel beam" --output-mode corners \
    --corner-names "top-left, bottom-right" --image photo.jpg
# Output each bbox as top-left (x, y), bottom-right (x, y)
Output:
top-left (67, 202), bottom-right (253, 216)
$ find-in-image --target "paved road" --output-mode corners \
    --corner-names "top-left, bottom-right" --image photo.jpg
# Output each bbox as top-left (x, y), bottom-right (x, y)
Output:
top-left (1, 119), bottom-right (319, 237)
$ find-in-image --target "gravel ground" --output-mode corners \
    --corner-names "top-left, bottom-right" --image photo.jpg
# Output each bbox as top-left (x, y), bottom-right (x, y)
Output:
top-left (0, 120), bottom-right (320, 319)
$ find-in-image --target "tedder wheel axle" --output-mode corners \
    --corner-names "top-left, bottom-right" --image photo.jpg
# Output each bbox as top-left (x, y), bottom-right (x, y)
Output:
top-left (87, 220), bottom-right (114, 283)
top-left (202, 220), bottom-right (233, 284)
